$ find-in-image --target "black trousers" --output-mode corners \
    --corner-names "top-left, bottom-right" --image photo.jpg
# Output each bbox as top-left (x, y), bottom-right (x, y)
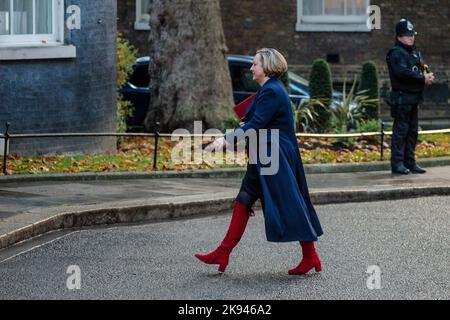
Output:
top-left (391, 104), bottom-right (418, 168)
top-left (236, 164), bottom-right (262, 211)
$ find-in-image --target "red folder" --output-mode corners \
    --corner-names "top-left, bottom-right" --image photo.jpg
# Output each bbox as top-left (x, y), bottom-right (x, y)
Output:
top-left (233, 94), bottom-right (256, 120)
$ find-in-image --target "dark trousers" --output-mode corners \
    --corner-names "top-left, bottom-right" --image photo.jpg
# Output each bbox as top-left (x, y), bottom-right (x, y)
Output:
top-left (236, 164), bottom-right (262, 211)
top-left (391, 104), bottom-right (418, 168)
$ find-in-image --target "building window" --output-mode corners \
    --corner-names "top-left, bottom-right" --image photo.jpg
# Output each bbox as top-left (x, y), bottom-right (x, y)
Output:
top-left (0, 0), bottom-right (64, 46)
top-left (297, 0), bottom-right (371, 32)
top-left (135, 0), bottom-right (151, 30)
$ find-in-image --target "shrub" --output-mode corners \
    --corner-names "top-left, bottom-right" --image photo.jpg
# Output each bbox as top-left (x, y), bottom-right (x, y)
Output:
top-left (331, 77), bottom-right (378, 133)
top-left (357, 119), bottom-right (382, 133)
top-left (309, 59), bottom-right (333, 132)
top-left (116, 33), bottom-right (139, 134)
top-left (333, 127), bottom-right (356, 149)
top-left (358, 61), bottom-right (380, 120)
top-left (293, 99), bottom-right (323, 133)
top-left (357, 119), bottom-right (383, 143)
top-left (280, 71), bottom-right (291, 94)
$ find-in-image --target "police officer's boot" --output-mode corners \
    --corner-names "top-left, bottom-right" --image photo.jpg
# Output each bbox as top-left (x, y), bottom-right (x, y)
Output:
top-left (391, 163), bottom-right (410, 175)
top-left (406, 163), bottom-right (426, 174)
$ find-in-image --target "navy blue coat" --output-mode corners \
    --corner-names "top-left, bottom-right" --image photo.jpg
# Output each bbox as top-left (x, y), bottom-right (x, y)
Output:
top-left (226, 77), bottom-right (323, 242)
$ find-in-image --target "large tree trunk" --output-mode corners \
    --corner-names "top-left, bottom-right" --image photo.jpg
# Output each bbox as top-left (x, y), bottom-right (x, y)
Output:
top-left (144, 0), bottom-right (234, 133)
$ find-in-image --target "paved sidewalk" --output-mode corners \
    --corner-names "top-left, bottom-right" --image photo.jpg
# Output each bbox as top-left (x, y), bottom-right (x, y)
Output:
top-left (1, 165), bottom-right (450, 250)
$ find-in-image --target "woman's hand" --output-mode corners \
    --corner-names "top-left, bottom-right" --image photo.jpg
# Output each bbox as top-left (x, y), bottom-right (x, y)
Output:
top-left (204, 137), bottom-right (227, 152)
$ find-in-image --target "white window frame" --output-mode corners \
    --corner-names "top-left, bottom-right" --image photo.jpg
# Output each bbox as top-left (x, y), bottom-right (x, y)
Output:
top-left (296, 0), bottom-right (371, 32)
top-left (0, 0), bottom-right (75, 60)
top-left (0, 0), bottom-right (64, 46)
top-left (135, 0), bottom-right (150, 30)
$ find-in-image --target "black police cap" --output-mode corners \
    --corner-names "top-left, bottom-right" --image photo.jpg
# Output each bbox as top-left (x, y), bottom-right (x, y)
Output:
top-left (396, 19), bottom-right (418, 36)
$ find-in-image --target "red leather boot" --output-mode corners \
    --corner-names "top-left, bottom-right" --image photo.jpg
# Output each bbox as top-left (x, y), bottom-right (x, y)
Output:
top-left (195, 201), bottom-right (251, 272)
top-left (288, 241), bottom-right (322, 275)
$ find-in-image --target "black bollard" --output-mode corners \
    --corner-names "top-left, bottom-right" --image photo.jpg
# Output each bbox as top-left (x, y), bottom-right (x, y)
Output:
top-left (153, 122), bottom-right (160, 170)
top-left (380, 121), bottom-right (385, 161)
top-left (3, 122), bottom-right (10, 175)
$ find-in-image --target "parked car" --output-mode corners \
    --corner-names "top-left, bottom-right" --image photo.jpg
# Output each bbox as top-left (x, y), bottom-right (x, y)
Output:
top-left (119, 54), bottom-right (342, 131)
top-left (228, 54), bottom-right (309, 106)
top-left (119, 56), bottom-right (152, 131)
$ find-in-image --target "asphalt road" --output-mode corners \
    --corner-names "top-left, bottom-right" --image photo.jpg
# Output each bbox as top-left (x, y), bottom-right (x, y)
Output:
top-left (1, 196), bottom-right (449, 300)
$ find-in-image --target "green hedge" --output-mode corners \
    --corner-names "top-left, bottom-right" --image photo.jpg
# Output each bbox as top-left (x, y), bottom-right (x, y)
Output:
top-left (357, 61), bottom-right (380, 120)
top-left (116, 33), bottom-right (138, 134)
top-left (309, 59), bottom-right (333, 132)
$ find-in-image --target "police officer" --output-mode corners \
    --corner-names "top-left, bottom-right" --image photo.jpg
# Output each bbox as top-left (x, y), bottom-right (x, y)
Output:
top-left (386, 19), bottom-right (435, 174)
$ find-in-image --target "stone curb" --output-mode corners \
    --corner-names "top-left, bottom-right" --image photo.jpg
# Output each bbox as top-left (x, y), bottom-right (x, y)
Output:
top-left (1, 157), bottom-right (450, 183)
top-left (2, 185), bottom-right (450, 251)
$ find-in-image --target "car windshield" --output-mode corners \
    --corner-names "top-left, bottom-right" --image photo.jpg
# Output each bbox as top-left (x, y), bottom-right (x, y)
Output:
top-left (288, 71), bottom-right (309, 86)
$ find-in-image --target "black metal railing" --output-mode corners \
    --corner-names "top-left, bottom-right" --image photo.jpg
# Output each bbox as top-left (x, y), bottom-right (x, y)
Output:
top-left (2, 121), bottom-right (450, 176)
top-left (0, 122), bottom-right (161, 175)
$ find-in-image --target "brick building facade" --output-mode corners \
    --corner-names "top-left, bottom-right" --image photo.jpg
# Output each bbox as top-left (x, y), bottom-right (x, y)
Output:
top-left (0, 0), bottom-right (117, 155)
top-left (119, 0), bottom-right (450, 128)
top-left (117, 0), bottom-right (150, 56)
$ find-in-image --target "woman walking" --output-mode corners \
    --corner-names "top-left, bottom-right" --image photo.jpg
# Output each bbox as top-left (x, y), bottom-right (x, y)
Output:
top-left (195, 48), bottom-right (323, 275)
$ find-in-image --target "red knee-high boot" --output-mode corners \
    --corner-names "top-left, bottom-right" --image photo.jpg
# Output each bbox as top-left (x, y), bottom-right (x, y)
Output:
top-left (288, 241), bottom-right (322, 275)
top-left (195, 201), bottom-right (250, 272)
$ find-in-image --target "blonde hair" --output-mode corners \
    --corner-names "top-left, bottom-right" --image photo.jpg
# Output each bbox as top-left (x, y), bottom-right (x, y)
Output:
top-left (256, 48), bottom-right (288, 78)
